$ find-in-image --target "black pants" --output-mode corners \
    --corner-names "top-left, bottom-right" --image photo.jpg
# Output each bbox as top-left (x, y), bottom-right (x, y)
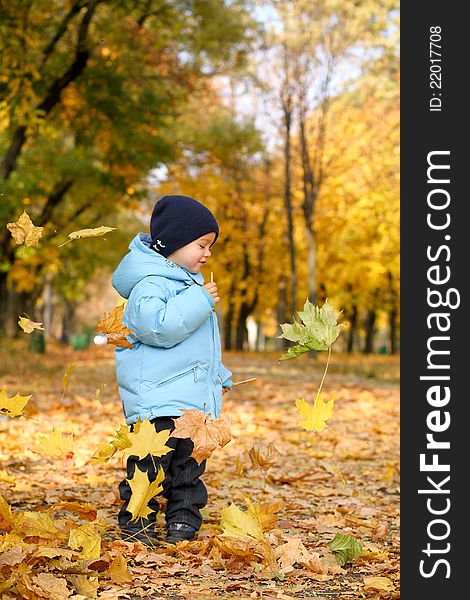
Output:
top-left (118, 416), bottom-right (208, 531)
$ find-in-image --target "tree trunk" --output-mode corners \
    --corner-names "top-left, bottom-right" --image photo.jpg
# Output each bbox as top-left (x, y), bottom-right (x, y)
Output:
top-left (387, 271), bottom-right (398, 354)
top-left (305, 225), bottom-right (317, 304)
top-left (0, 272), bottom-right (8, 337)
top-left (224, 301), bottom-right (235, 351)
top-left (277, 275), bottom-right (289, 350)
top-left (363, 308), bottom-right (377, 354)
top-left (0, 1), bottom-right (99, 180)
top-left (281, 45), bottom-right (297, 318)
top-left (235, 311), bottom-right (248, 351)
top-left (389, 307), bottom-right (398, 355)
top-left (346, 304), bottom-right (357, 353)
top-left (60, 298), bottom-right (76, 344)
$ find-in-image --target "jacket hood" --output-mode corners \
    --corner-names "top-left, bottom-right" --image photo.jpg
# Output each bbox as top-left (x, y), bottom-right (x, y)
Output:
top-left (112, 233), bottom-right (204, 299)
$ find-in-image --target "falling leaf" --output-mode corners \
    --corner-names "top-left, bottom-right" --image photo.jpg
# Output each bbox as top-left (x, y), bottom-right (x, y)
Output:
top-left (295, 394), bottom-right (335, 432)
top-left (18, 315), bottom-right (44, 334)
top-left (171, 410), bottom-right (232, 464)
top-left (127, 465), bottom-right (165, 522)
top-left (35, 427), bottom-right (74, 458)
top-left (0, 388), bottom-right (32, 418)
top-left (248, 442), bottom-right (281, 471)
top-left (235, 456), bottom-right (245, 475)
top-left (7, 210), bottom-right (44, 246)
top-left (68, 524), bottom-right (101, 558)
top-left (58, 225), bottom-right (116, 247)
top-left (90, 443), bottom-right (118, 465)
top-left (61, 364), bottom-right (75, 399)
top-left (329, 533), bottom-right (362, 565)
top-left (108, 554), bottom-right (133, 584)
top-left (97, 303), bottom-right (134, 349)
top-left (279, 299), bottom-right (346, 359)
top-left (363, 576), bottom-right (395, 592)
top-left (124, 419), bottom-right (172, 461)
top-left (90, 423), bottom-right (132, 465)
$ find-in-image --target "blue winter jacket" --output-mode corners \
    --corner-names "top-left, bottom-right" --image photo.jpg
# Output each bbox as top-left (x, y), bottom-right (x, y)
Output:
top-left (111, 233), bottom-right (233, 425)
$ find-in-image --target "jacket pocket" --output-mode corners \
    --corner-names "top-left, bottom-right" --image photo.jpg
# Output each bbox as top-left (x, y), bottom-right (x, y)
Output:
top-left (144, 364), bottom-right (200, 388)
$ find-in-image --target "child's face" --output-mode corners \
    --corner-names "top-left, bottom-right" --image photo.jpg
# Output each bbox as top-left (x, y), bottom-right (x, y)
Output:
top-left (167, 232), bottom-right (217, 274)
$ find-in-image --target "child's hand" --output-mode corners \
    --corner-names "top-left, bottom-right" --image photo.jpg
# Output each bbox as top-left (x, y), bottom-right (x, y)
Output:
top-left (222, 386), bottom-right (231, 394)
top-left (203, 282), bottom-right (220, 303)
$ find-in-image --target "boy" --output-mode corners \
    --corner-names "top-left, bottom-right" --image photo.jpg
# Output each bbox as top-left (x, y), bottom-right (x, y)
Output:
top-left (111, 194), bottom-right (233, 546)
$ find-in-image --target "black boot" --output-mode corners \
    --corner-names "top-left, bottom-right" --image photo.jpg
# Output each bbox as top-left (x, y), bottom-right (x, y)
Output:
top-left (121, 522), bottom-right (159, 547)
top-left (166, 522), bottom-right (198, 544)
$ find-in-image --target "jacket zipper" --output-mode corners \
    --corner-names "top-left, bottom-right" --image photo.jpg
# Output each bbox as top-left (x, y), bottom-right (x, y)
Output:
top-left (154, 366), bottom-right (198, 387)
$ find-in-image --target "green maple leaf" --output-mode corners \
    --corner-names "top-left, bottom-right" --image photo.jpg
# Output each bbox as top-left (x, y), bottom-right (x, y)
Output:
top-left (279, 299), bottom-right (346, 360)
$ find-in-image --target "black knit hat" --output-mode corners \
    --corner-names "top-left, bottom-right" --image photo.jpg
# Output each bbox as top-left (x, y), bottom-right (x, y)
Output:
top-left (150, 195), bottom-right (219, 258)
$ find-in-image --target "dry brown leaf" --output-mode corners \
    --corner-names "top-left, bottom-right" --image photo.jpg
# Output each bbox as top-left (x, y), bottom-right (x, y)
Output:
top-left (275, 537), bottom-right (309, 573)
top-left (248, 442), bottom-right (281, 471)
top-left (66, 574), bottom-right (99, 598)
top-left (0, 546), bottom-right (28, 569)
top-left (371, 520), bottom-right (389, 541)
top-left (7, 211), bottom-right (44, 247)
top-left (50, 501), bottom-right (97, 521)
top-left (171, 410), bottom-right (232, 464)
top-left (18, 316), bottom-right (45, 334)
top-left (213, 535), bottom-right (265, 560)
top-left (31, 573), bottom-right (71, 599)
top-left (97, 303), bottom-right (134, 349)
top-left (58, 225), bottom-right (116, 247)
top-left (109, 554), bottom-right (133, 584)
top-left (0, 495), bottom-right (16, 531)
top-left (363, 575), bottom-right (395, 593)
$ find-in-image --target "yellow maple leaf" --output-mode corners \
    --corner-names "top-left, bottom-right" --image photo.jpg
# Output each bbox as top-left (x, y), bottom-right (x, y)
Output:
top-left (97, 303), bottom-right (134, 349)
top-left (7, 210), bottom-right (44, 246)
top-left (295, 394), bottom-right (334, 432)
top-left (18, 316), bottom-right (44, 334)
top-left (67, 574), bottom-right (99, 597)
top-left (127, 465), bottom-right (165, 522)
top-left (68, 523), bottom-right (101, 558)
top-left (90, 423), bottom-right (131, 465)
top-left (220, 497), bottom-right (264, 541)
top-left (0, 495), bottom-right (16, 531)
top-left (90, 443), bottom-right (116, 465)
top-left (124, 419), bottom-right (172, 461)
top-left (58, 225), bottom-right (116, 247)
top-left (35, 427), bottom-right (74, 458)
top-left (0, 388), bottom-right (32, 418)
top-left (108, 554), bottom-right (133, 584)
top-left (363, 576), bottom-right (395, 592)
top-left (16, 511), bottom-right (60, 539)
top-left (171, 410), bottom-right (232, 464)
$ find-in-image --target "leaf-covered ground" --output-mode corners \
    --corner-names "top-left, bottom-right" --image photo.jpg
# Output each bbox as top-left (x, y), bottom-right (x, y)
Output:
top-left (0, 341), bottom-right (399, 599)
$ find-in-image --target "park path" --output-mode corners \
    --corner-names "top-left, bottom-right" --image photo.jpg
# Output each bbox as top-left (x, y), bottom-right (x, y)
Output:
top-left (0, 342), bottom-right (399, 599)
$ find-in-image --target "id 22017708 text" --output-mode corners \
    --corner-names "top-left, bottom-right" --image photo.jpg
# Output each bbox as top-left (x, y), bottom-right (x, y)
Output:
top-left (429, 26), bottom-right (442, 112)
